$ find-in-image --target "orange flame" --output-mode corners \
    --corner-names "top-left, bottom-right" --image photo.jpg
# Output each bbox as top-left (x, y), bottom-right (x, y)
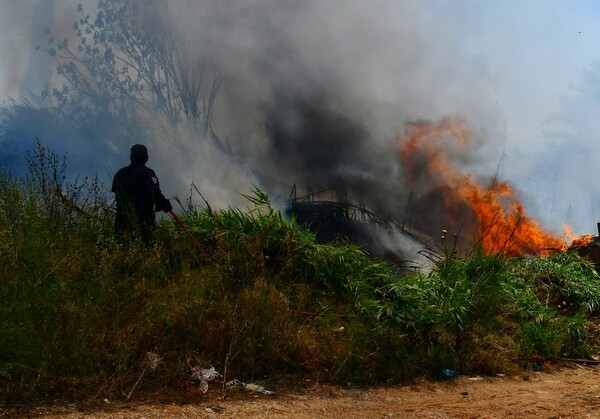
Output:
top-left (397, 117), bottom-right (567, 257)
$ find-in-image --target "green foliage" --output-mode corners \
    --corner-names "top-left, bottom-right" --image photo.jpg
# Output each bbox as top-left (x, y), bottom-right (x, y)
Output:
top-left (2, 146), bottom-right (600, 404)
top-left (507, 252), bottom-right (600, 314)
top-left (504, 253), bottom-right (600, 358)
top-left (378, 252), bottom-right (512, 373)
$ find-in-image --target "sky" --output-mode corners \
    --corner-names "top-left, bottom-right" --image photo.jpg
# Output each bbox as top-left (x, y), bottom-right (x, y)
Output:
top-left (478, 1), bottom-right (600, 149)
top-left (2, 0), bottom-right (600, 235)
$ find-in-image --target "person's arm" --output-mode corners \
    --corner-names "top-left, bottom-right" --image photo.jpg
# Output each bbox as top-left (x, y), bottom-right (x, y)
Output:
top-left (148, 169), bottom-right (172, 212)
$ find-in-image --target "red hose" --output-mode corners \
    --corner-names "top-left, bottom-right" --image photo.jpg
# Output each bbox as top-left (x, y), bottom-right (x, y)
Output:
top-left (168, 209), bottom-right (210, 257)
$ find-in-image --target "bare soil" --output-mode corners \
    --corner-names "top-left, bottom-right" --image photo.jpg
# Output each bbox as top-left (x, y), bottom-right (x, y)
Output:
top-left (5, 365), bottom-right (600, 418)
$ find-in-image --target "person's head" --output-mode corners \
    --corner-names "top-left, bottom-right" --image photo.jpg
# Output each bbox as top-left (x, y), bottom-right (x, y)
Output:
top-left (130, 144), bottom-right (148, 165)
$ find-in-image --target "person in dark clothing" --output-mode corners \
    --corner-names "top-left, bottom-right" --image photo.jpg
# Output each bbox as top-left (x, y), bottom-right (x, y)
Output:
top-left (112, 144), bottom-right (172, 241)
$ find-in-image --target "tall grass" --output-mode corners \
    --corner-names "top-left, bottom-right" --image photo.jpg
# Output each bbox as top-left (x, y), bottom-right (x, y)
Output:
top-left (2, 143), bottom-right (600, 404)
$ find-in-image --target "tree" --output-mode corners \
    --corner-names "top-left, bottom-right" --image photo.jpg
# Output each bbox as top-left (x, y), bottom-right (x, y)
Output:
top-left (41, 0), bottom-right (224, 150)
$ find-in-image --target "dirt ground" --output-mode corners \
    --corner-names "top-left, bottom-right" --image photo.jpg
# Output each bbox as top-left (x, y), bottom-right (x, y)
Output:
top-left (5, 365), bottom-right (600, 419)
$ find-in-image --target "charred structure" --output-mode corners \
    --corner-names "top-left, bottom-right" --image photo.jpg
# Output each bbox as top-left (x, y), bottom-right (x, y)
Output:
top-left (570, 222), bottom-right (600, 271)
top-left (285, 184), bottom-right (429, 268)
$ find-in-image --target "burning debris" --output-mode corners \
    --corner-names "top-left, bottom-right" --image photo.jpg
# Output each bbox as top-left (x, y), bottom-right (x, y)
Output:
top-left (568, 223), bottom-right (600, 271)
top-left (283, 116), bottom-right (594, 267)
top-left (397, 117), bottom-right (569, 257)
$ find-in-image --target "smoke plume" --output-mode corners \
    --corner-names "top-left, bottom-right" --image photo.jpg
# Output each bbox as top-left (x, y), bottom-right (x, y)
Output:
top-left (1, 0), bottom-right (522, 256)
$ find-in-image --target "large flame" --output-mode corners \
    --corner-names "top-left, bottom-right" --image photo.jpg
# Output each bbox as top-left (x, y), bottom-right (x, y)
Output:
top-left (397, 117), bottom-right (567, 257)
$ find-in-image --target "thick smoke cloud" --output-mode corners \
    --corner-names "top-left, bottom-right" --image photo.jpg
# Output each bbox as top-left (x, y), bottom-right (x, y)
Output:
top-left (1, 0), bottom-right (524, 249)
top-left (193, 2), bottom-right (501, 187)
top-left (193, 0), bottom-right (504, 234)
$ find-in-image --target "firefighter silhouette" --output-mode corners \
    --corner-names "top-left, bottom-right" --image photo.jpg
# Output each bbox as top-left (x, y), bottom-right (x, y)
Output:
top-left (112, 144), bottom-right (172, 241)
